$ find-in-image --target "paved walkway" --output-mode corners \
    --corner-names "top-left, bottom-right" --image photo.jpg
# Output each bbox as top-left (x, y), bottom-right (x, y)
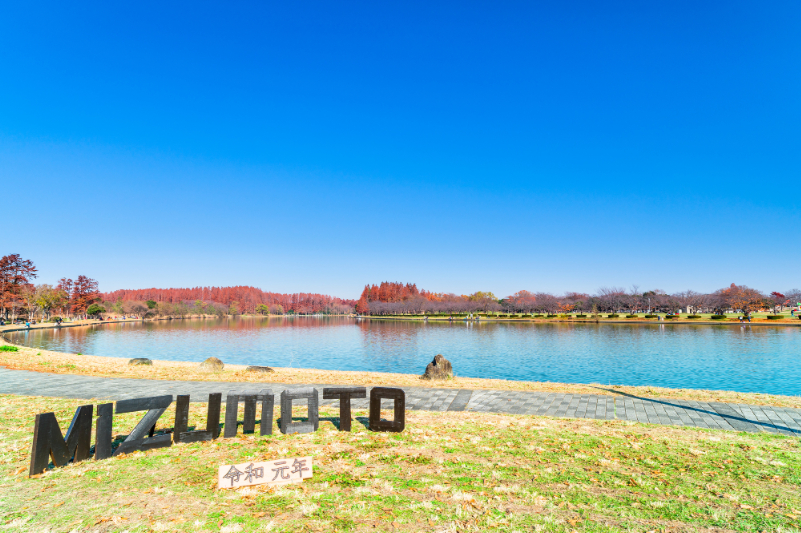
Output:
top-left (1, 368), bottom-right (799, 436)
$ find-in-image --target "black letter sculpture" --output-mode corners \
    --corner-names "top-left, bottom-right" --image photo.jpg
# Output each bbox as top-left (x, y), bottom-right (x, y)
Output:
top-left (280, 388), bottom-right (319, 434)
top-left (29, 405), bottom-right (93, 475)
top-left (113, 395), bottom-right (173, 456)
top-left (223, 390), bottom-right (274, 438)
top-left (369, 387), bottom-right (405, 433)
top-left (94, 403), bottom-right (113, 460)
top-left (174, 393), bottom-right (222, 443)
top-left (29, 382), bottom-right (409, 477)
top-left (322, 387), bottom-right (366, 432)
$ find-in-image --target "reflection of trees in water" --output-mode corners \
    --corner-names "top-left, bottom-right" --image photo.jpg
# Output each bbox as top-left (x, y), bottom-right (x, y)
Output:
top-left (6, 319), bottom-right (801, 394)
top-left (357, 320), bottom-right (423, 367)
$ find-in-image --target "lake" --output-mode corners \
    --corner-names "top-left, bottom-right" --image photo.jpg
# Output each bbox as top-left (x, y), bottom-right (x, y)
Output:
top-left (5, 317), bottom-right (800, 396)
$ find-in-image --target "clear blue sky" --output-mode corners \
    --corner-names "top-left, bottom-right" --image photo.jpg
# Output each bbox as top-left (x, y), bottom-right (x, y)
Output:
top-left (2, 1), bottom-right (799, 299)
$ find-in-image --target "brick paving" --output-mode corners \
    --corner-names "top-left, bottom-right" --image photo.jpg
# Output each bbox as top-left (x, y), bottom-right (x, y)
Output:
top-left (1, 368), bottom-right (799, 436)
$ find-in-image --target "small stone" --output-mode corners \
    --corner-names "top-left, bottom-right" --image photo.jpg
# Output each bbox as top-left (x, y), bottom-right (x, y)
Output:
top-left (245, 365), bottom-right (275, 373)
top-left (128, 358), bottom-right (152, 366)
top-left (421, 354), bottom-right (453, 380)
top-left (200, 357), bottom-right (224, 371)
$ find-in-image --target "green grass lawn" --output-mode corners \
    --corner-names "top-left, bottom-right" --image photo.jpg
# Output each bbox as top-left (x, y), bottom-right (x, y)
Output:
top-left (1, 395), bottom-right (800, 532)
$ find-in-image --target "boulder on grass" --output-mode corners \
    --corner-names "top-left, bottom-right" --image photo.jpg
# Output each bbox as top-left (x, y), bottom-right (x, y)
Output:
top-left (200, 357), bottom-right (224, 371)
top-left (421, 354), bottom-right (453, 380)
top-left (246, 365), bottom-right (275, 373)
top-left (128, 358), bottom-right (152, 366)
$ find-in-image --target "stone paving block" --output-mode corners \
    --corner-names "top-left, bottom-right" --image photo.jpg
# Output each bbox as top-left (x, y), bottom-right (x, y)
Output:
top-left (785, 411), bottom-right (801, 423)
top-left (1, 368), bottom-right (796, 436)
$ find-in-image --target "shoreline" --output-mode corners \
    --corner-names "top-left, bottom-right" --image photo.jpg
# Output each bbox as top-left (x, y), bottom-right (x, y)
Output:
top-left (0, 317), bottom-right (146, 334)
top-left (1, 320), bottom-right (800, 409)
top-left (3, 312), bottom-right (799, 337)
top-left (364, 315), bottom-right (801, 327)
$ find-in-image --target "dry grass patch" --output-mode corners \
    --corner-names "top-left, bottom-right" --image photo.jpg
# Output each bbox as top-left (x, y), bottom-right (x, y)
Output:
top-left (1, 395), bottom-right (800, 532)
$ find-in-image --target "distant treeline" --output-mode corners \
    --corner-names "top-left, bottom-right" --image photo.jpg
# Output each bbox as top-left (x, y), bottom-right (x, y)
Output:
top-left (101, 286), bottom-right (356, 315)
top-left (4, 253), bottom-right (799, 322)
top-left (356, 282), bottom-right (801, 317)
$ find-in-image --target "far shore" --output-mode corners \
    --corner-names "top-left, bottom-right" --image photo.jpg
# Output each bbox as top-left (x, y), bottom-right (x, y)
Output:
top-left (2, 310), bottom-right (800, 338)
top-left (364, 313), bottom-right (801, 326)
top-left (1, 320), bottom-right (799, 409)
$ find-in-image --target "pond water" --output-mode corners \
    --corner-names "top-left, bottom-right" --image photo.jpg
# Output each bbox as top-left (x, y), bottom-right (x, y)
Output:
top-left (5, 317), bottom-right (801, 396)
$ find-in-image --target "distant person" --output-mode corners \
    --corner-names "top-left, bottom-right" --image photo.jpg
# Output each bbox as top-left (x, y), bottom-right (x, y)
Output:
top-left (25, 321), bottom-right (30, 328)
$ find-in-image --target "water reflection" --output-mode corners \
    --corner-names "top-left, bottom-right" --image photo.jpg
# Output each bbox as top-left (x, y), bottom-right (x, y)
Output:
top-left (5, 317), bottom-right (800, 395)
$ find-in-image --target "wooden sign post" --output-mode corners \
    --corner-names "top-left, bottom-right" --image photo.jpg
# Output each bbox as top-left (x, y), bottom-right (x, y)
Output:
top-left (218, 457), bottom-right (313, 489)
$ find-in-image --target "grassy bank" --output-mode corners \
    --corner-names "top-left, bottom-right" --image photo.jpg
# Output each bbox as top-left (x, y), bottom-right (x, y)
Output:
top-left (1, 336), bottom-right (800, 409)
top-left (1, 395), bottom-right (799, 532)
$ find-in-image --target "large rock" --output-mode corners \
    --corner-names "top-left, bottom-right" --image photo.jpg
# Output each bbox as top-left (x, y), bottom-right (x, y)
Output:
top-left (200, 357), bottom-right (225, 371)
top-left (421, 354), bottom-right (453, 380)
top-left (128, 358), bottom-right (152, 366)
top-left (246, 365), bottom-right (275, 373)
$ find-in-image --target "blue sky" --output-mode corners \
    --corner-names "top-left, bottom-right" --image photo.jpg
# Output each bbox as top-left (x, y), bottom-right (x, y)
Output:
top-left (1, 1), bottom-right (799, 299)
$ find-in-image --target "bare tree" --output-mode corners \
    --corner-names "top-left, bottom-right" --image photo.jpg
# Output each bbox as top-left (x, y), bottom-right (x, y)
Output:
top-left (533, 293), bottom-right (560, 315)
top-left (597, 287), bottom-right (626, 313)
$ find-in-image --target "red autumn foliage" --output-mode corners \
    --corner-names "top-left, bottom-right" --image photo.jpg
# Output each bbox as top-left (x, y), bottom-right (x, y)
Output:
top-left (360, 282), bottom-right (420, 303)
top-left (358, 281), bottom-right (443, 303)
top-left (0, 254), bottom-right (38, 319)
top-left (357, 281), bottom-right (501, 315)
top-left (56, 276), bottom-right (101, 316)
top-left (101, 286), bottom-right (356, 315)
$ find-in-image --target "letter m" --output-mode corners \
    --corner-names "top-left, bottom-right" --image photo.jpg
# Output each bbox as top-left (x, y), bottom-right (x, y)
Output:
top-left (29, 405), bottom-right (93, 476)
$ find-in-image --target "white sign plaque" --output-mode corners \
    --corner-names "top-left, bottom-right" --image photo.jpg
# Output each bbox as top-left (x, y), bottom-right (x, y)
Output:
top-left (218, 456), bottom-right (313, 489)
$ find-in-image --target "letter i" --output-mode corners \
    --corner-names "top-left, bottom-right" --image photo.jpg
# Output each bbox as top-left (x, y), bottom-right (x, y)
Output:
top-left (94, 403), bottom-right (113, 460)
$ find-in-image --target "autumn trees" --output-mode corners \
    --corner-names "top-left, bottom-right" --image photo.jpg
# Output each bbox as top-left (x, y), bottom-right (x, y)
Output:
top-left (0, 254), bottom-right (38, 320)
top-left (359, 282), bottom-right (421, 303)
top-left (33, 285), bottom-right (63, 319)
top-left (57, 276), bottom-right (101, 318)
top-left (101, 286), bottom-right (354, 315)
top-left (770, 292), bottom-right (787, 314)
top-left (354, 281), bottom-right (799, 317)
top-left (18, 274), bottom-right (100, 319)
top-left (355, 281), bottom-right (504, 315)
top-left (355, 296), bottom-right (370, 315)
top-left (469, 291), bottom-right (501, 313)
top-left (3, 254), bottom-right (798, 322)
top-left (0, 254), bottom-right (105, 321)
top-left (506, 290), bottom-right (537, 313)
top-left (711, 284), bottom-right (765, 317)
